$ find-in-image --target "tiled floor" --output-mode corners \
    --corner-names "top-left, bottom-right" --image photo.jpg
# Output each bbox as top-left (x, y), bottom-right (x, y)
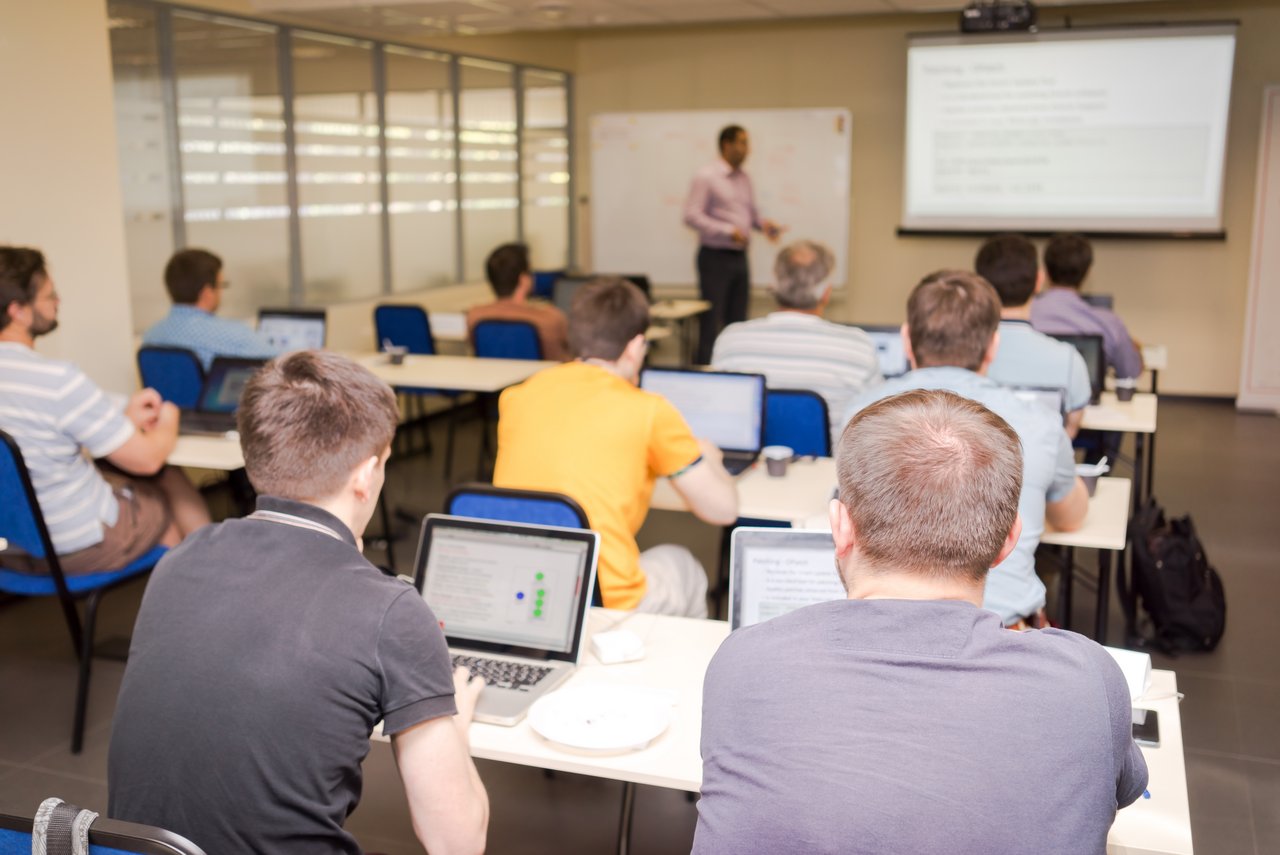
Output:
top-left (1, 396), bottom-right (1277, 854)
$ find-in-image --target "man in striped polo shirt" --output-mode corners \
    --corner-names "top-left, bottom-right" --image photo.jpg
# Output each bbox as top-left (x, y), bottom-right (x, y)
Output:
top-left (712, 240), bottom-right (883, 442)
top-left (0, 246), bottom-right (209, 573)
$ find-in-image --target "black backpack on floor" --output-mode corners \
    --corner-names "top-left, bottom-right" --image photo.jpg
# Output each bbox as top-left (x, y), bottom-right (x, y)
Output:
top-left (1123, 498), bottom-right (1226, 653)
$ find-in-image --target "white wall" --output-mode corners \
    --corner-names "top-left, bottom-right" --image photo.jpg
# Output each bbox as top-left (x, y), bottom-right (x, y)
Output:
top-left (0, 0), bottom-right (138, 394)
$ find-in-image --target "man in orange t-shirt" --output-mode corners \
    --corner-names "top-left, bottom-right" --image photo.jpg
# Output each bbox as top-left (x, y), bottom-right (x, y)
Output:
top-left (493, 278), bottom-right (738, 616)
top-left (466, 243), bottom-right (569, 361)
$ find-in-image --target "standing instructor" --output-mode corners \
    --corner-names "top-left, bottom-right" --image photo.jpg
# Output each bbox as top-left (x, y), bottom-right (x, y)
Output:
top-left (683, 125), bottom-right (784, 364)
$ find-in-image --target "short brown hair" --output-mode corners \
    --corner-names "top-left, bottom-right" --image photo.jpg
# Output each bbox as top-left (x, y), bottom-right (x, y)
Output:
top-left (237, 351), bottom-right (399, 500)
top-left (906, 270), bottom-right (1001, 372)
top-left (0, 246), bottom-right (47, 332)
top-left (836, 389), bottom-right (1023, 584)
top-left (485, 243), bottom-right (530, 298)
top-left (1043, 233), bottom-right (1093, 287)
top-left (568, 278), bottom-right (649, 360)
top-left (164, 248), bottom-right (222, 304)
top-left (974, 234), bottom-right (1037, 308)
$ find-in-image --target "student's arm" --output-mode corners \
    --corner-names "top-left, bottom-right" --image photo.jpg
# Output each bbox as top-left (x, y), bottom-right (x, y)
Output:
top-left (393, 668), bottom-right (488, 855)
top-left (669, 439), bottom-right (739, 526)
top-left (1044, 429), bottom-right (1088, 532)
top-left (104, 391), bottom-right (179, 476)
top-left (1064, 408), bottom-right (1084, 439)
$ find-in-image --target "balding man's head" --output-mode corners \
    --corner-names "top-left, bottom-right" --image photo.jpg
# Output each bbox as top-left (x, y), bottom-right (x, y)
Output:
top-left (834, 389), bottom-right (1023, 587)
top-left (772, 240), bottom-right (835, 310)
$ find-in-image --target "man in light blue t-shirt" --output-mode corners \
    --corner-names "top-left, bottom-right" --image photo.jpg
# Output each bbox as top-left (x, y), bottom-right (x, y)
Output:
top-left (842, 270), bottom-right (1088, 627)
top-left (142, 248), bottom-right (280, 371)
top-left (976, 233), bottom-right (1092, 438)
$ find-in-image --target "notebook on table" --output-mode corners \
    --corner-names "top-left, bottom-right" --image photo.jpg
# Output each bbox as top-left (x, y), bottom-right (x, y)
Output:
top-left (178, 357), bottom-right (265, 436)
top-left (413, 514), bottom-right (599, 726)
top-left (729, 528), bottom-right (844, 630)
top-left (639, 368), bottom-right (766, 475)
top-left (257, 308), bottom-right (327, 351)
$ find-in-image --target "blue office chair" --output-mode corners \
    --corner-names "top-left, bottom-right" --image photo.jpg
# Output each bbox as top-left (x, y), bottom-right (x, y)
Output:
top-left (0, 800), bottom-right (207, 854)
top-left (0, 430), bottom-right (166, 754)
top-left (445, 484), bottom-right (601, 606)
top-left (373, 304), bottom-right (465, 480)
top-left (531, 269), bottom-right (566, 300)
top-left (136, 347), bottom-right (204, 409)
top-left (764, 388), bottom-right (832, 458)
top-left (471, 319), bottom-right (544, 361)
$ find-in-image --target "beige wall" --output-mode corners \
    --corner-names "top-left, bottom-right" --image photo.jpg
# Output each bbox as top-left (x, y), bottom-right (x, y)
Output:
top-left (0, 0), bottom-right (138, 394)
top-left (572, 0), bottom-right (1280, 396)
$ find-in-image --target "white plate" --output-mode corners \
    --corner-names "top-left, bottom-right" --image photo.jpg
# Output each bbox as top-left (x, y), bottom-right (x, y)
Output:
top-left (528, 684), bottom-right (672, 754)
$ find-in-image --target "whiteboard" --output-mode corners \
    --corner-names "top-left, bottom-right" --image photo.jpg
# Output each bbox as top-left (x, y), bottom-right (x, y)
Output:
top-left (590, 109), bottom-right (852, 288)
top-left (1238, 85), bottom-right (1280, 414)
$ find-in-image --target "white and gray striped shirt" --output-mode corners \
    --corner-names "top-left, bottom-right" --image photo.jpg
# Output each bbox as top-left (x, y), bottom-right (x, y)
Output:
top-left (0, 342), bottom-right (135, 554)
top-left (711, 312), bottom-right (883, 439)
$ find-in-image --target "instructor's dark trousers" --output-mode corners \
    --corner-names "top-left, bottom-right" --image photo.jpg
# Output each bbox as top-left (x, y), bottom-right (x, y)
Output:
top-left (695, 246), bottom-right (750, 365)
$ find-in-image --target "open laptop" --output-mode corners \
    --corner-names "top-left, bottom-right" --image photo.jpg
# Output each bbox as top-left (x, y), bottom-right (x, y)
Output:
top-left (1081, 293), bottom-right (1115, 311)
top-left (179, 357), bottom-right (265, 436)
top-left (413, 514), bottom-right (599, 726)
top-left (551, 276), bottom-right (593, 315)
top-left (257, 308), bottom-right (327, 351)
top-left (729, 528), bottom-right (844, 630)
top-left (639, 368), bottom-right (766, 475)
top-left (1049, 333), bottom-right (1107, 404)
top-left (853, 323), bottom-right (909, 378)
top-left (1009, 384), bottom-right (1068, 417)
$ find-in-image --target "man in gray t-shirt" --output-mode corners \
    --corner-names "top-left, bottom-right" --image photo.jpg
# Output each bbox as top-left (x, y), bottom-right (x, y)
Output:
top-left (694, 388), bottom-right (1148, 855)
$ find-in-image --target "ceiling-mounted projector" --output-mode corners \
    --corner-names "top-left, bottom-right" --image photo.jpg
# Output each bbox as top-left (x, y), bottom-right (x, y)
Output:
top-left (960, 1), bottom-right (1038, 33)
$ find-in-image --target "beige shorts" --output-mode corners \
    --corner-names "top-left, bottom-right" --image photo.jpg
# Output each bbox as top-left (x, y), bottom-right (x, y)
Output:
top-left (57, 471), bottom-right (171, 574)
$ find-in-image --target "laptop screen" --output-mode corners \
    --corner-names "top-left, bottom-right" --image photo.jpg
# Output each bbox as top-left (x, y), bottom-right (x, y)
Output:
top-left (639, 368), bottom-right (766, 453)
top-left (415, 515), bottom-right (597, 662)
top-left (551, 277), bottom-right (592, 315)
top-left (198, 358), bottom-right (264, 414)
top-left (1049, 333), bottom-right (1105, 403)
top-left (1009, 385), bottom-right (1067, 416)
top-left (730, 528), bottom-right (845, 630)
top-left (855, 324), bottom-right (909, 378)
top-left (257, 309), bottom-right (327, 351)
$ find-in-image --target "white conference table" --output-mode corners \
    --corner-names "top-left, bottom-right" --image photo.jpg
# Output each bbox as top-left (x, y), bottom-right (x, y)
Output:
top-left (416, 610), bottom-right (1190, 855)
top-left (1081, 391), bottom-right (1158, 519)
top-left (343, 351), bottom-right (554, 393)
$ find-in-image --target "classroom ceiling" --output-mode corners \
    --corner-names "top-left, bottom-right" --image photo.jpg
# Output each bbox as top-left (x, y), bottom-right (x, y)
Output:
top-left (250, 0), bottom-right (1167, 38)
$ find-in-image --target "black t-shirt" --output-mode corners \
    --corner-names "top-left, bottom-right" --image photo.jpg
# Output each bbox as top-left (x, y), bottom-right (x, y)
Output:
top-left (108, 497), bottom-right (456, 855)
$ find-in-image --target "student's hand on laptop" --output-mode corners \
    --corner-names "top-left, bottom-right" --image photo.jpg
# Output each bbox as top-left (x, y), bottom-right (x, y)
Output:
top-left (452, 666), bottom-right (486, 730)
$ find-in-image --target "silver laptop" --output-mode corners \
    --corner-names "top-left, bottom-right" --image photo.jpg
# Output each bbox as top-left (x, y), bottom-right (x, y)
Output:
top-left (178, 357), bottom-right (264, 436)
top-left (729, 528), bottom-right (844, 630)
top-left (413, 514), bottom-right (599, 726)
top-left (1009, 384), bottom-right (1068, 417)
top-left (257, 308), bottom-right (327, 351)
top-left (855, 323), bottom-right (909, 378)
top-left (639, 368), bottom-right (767, 475)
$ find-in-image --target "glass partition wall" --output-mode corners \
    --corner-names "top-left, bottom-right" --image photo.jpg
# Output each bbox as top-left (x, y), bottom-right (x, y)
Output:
top-left (106, 1), bottom-right (572, 329)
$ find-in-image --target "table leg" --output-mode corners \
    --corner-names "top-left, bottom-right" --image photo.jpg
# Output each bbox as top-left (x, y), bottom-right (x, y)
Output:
top-left (1149, 369), bottom-right (1159, 395)
top-left (681, 318), bottom-right (694, 366)
top-left (1131, 432), bottom-right (1147, 515)
top-left (1058, 546), bottom-right (1074, 630)
top-left (617, 780), bottom-right (636, 855)
top-left (1095, 549), bottom-right (1113, 644)
top-left (1145, 428), bottom-right (1157, 501)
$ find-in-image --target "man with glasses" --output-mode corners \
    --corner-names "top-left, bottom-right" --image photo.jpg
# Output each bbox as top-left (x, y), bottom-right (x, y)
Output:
top-left (0, 246), bottom-right (209, 573)
top-left (142, 248), bottom-right (281, 370)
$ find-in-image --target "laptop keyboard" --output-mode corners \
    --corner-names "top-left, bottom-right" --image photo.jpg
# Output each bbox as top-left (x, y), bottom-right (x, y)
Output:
top-left (723, 454), bottom-right (756, 476)
top-left (452, 654), bottom-right (552, 691)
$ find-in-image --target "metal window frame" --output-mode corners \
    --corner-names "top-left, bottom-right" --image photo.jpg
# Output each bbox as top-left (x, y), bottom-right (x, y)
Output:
top-left (109, 0), bottom-right (574, 305)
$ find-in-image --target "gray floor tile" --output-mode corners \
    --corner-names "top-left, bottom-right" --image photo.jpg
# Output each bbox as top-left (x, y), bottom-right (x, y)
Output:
top-left (1184, 751), bottom-right (1257, 855)
top-left (1232, 680), bottom-right (1280, 764)
top-left (1176, 673), bottom-right (1242, 756)
top-left (0, 766), bottom-right (111, 818)
top-left (1246, 757), bottom-right (1280, 854)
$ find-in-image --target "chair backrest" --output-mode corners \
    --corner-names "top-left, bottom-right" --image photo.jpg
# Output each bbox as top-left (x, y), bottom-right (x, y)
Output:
top-left (471, 320), bottom-right (544, 361)
top-left (445, 483), bottom-right (588, 530)
top-left (136, 347), bottom-right (205, 410)
top-left (374, 304), bottom-right (436, 355)
top-left (0, 429), bottom-right (55, 561)
top-left (1049, 333), bottom-right (1107, 403)
top-left (764, 389), bottom-right (832, 458)
top-left (0, 806), bottom-right (208, 855)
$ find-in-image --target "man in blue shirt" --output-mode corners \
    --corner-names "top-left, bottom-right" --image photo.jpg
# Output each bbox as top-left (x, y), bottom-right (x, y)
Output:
top-left (976, 233), bottom-right (1093, 437)
top-left (843, 270), bottom-right (1088, 628)
top-left (142, 249), bottom-right (280, 371)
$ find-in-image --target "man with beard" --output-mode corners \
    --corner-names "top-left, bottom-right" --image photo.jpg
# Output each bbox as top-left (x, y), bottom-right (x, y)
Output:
top-left (0, 246), bottom-right (208, 572)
